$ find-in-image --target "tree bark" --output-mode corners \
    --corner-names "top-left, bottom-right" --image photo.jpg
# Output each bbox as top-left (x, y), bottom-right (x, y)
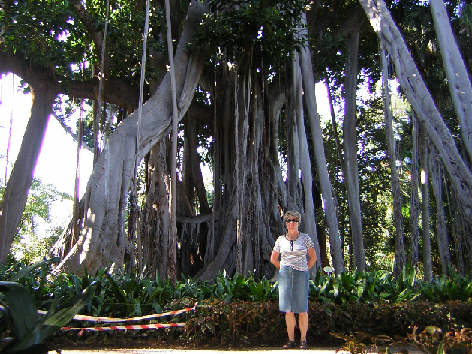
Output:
top-left (449, 188), bottom-right (468, 275)
top-left (380, 39), bottom-right (406, 273)
top-left (342, 27), bottom-right (365, 271)
top-left (238, 70), bottom-right (252, 275)
top-left (409, 113), bottom-right (420, 267)
top-left (299, 13), bottom-right (344, 274)
top-left (234, 71), bottom-right (243, 275)
top-left (287, 72), bottom-right (300, 211)
top-left (138, 141), bottom-right (170, 279)
top-left (245, 78), bottom-right (263, 276)
top-left (429, 147), bottom-right (451, 276)
top-left (71, 99), bottom-right (84, 247)
top-left (0, 83), bottom-right (56, 264)
top-left (294, 53), bottom-right (321, 273)
top-left (325, 78), bottom-right (344, 268)
top-left (430, 0), bottom-right (472, 163)
top-left (165, 0), bottom-right (178, 284)
top-left (196, 77), bottom-right (287, 281)
top-left (420, 135), bottom-right (432, 281)
top-left (3, 74), bottom-right (14, 187)
top-left (51, 1), bottom-right (207, 274)
top-left (183, 118), bottom-right (210, 215)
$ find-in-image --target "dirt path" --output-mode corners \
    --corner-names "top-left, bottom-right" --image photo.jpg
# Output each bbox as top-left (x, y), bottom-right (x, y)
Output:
top-left (53, 349), bottom-right (350, 354)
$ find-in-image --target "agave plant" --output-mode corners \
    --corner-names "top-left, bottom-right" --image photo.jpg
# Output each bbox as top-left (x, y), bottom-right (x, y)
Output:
top-left (0, 280), bottom-right (93, 353)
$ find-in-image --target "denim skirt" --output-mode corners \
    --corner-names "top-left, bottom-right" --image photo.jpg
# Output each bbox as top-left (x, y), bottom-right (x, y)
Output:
top-left (278, 265), bottom-right (309, 313)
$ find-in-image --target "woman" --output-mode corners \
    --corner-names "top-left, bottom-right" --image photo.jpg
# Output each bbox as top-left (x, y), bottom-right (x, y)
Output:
top-left (270, 210), bottom-right (317, 349)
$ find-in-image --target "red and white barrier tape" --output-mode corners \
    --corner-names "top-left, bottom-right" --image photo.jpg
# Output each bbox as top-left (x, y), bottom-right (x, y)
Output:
top-left (32, 302), bottom-right (196, 323)
top-left (2, 303), bottom-right (196, 333)
top-left (66, 302), bottom-right (197, 323)
top-left (60, 303), bottom-right (197, 333)
top-left (62, 322), bottom-right (186, 333)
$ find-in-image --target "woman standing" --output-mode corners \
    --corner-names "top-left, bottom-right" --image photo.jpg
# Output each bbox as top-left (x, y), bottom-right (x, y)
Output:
top-left (270, 210), bottom-right (317, 349)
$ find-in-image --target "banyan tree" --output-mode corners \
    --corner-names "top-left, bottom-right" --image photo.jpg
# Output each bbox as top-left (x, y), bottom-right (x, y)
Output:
top-left (2, 0), bottom-right (472, 280)
top-left (49, 0), bottom-right (340, 279)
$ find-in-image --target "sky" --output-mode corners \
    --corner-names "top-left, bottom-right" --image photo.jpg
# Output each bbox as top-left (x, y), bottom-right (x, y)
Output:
top-left (0, 73), bottom-right (94, 196)
top-left (0, 73), bottom-right (94, 226)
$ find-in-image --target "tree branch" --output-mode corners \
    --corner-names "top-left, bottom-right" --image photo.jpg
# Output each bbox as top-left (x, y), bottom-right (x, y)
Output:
top-left (0, 52), bottom-right (139, 106)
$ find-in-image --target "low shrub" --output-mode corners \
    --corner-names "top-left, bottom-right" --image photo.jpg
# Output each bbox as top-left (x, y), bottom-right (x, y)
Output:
top-left (184, 299), bottom-right (472, 350)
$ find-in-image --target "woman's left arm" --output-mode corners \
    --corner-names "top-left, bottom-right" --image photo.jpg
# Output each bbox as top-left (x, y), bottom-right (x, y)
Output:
top-left (307, 248), bottom-right (317, 269)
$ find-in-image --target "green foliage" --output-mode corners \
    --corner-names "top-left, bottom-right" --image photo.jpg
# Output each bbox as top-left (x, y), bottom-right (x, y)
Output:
top-left (322, 90), bottom-right (393, 270)
top-left (1, 0), bottom-right (164, 82)
top-left (196, 0), bottom-right (309, 70)
top-left (1, 261), bottom-right (472, 350)
top-left (312, 266), bottom-right (472, 305)
top-left (309, 1), bottom-right (380, 83)
top-left (2, 178), bottom-right (71, 264)
top-left (420, 270), bottom-right (472, 302)
top-left (459, 3), bottom-right (472, 37)
top-left (3, 261), bottom-right (472, 322)
top-left (0, 261), bottom-right (93, 353)
top-left (211, 272), bottom-right (277, 303)
top-left (2, 0), bottom-right (84, 69)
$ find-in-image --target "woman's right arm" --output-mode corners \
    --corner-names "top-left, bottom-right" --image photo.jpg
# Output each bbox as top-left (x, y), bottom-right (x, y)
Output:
top-left (270, 250), bottom-right (280, 269)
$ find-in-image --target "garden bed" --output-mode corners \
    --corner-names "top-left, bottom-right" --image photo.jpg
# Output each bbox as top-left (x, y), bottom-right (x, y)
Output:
top-left (48, 300), bottom-right (472, 353)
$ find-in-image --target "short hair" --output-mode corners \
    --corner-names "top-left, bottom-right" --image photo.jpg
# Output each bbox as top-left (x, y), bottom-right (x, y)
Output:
top-left (283, 210), bottom-right (301, 222)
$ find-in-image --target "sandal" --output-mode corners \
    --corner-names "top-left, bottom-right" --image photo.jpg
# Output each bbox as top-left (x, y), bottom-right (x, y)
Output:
top-left (299, 340), bottom-right (308, 349)
top-left (282, 341), bottom-right (297, 349)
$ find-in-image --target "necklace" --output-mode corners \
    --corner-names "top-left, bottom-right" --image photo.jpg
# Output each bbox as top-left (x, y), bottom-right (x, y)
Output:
top-left (285, 232), bottom-right (299, 241)
top-left (285, 233), bottom-right (298, 251)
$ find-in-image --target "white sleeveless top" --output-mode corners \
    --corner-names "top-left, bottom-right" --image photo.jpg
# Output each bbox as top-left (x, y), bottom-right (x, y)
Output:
top-left (273, 233), bottom-right (314, 271)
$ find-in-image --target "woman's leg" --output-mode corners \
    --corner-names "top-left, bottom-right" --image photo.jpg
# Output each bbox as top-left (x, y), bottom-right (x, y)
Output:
top-left (299, 312), bottom-right (308, 342)
top-left (285, 312), bottom-right (296, 341)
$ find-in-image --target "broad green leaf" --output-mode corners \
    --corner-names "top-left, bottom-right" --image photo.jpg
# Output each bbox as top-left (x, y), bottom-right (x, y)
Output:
top-left (0, 281), bottom-right (39, 341)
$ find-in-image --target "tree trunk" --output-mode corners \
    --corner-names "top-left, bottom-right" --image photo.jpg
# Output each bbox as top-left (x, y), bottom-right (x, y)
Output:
top-left (196, 75), bottom-right (287, 281)
top-left (239, 70), bottom-right (252, 275)
top-left (409, 113), bottom-right (420, 267)
top-left (3, 74), bottom-right (14, 187)
top-left (299, 13), bottom-right (344, 274)
top-left (429, 147), bottom-right (451, 276)
top-left (294, 53), bottom-right (321, 273)
top-left (92, 0), bottom-right (109, 164)
top-left (165, 0), bottom-right (178, 284)
top-left (380, 39), bottom-right (406, 273)
top-left (71, 100), bottom-right (84, 247)
top-left (420, 135), bottom-right (432, 281)
top-left (325, 78), bottom-right (344, 268)
top-left (236, 73), bottom-right (279, 278)
top-left (196, 71), bottom-right (240, 280)
top-left (183, 118), bottom-right (210, 215)
top-left (138, 141), bottom-right (170, 279)
top-left (430, 0), bottom-right (472, 163)
top-left (0, 83), bottom-right (56, 264)
top-left (51, 1), bottom-right (206, 274)
top-left (287, 72), bottom-right (300, 211)
top-left (447, 182), bottom-right (466, 275)
top-left (234, 71), bottom-right (243, 274)
top-left (342, 27), bottom-right (365, 271)
top-left (358, 0), bottom-right (472, 220)
top-left (245, 77), bottom-right (263, 276)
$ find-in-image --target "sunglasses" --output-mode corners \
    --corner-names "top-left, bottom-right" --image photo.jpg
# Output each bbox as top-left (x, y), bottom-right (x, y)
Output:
top-left (286, 219), bottom-right (299, 223)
